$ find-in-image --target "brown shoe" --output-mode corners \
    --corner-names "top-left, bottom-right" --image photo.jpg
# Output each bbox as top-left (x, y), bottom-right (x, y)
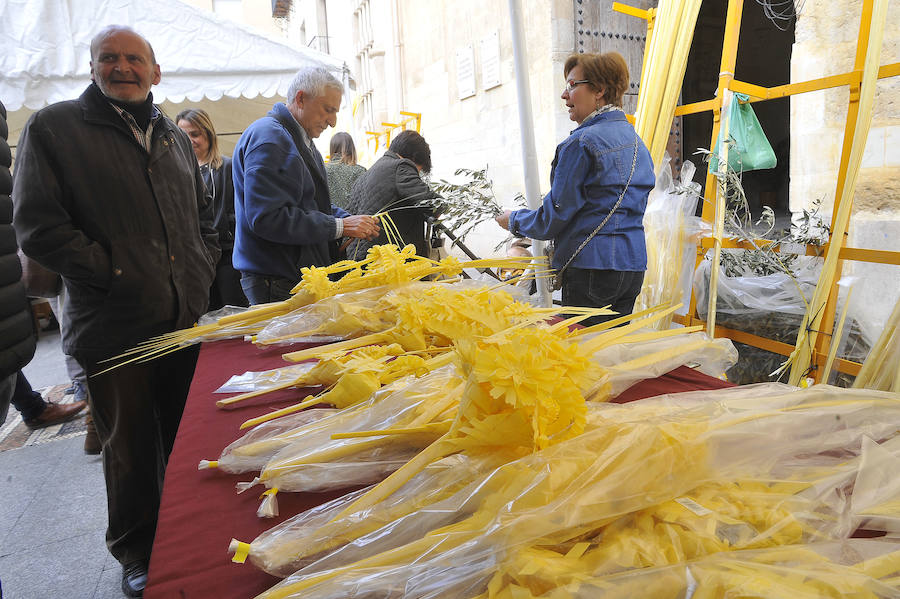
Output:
top-left (84, 411), bottom-right (102, 455)
top-left (24, 400), bottom-right (87, 429)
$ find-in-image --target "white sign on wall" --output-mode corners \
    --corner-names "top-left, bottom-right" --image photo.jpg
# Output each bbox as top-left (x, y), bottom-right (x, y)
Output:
top-left (456, 45), bottom-right (476, 100)
top-left (480, 31), bottom-right (501, 90)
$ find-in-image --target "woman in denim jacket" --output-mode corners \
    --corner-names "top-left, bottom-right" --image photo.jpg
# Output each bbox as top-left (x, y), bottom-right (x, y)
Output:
top-left (496, 52), bottom-right (655, 325)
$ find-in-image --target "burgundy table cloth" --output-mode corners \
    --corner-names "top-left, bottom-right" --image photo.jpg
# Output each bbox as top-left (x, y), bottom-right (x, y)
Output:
top-left (144, 337), bottom-right (733, 598)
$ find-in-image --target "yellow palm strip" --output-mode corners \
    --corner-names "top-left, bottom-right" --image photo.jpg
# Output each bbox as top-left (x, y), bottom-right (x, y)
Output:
top-left (570, 303), bottom-right (672, 337)
top-left (613, 325), bottom-right (704, 346)
top-left (215, 379), bottom-right (306, 408)
top-left (257, 380), bottom-right (464, 476)
top-left (282, 330), bottom-right (391, 363)
top-left (378, 212), bottom-right (405, 248)
top-left (580, 303), bottom-right (684, 354)
top-left (240, 370), bottom-right (381, 431)
top-left (325, 326), bottom-right (595, 525)
top-left (330, 421), bottom-right (454, 439)
top-left (241, 347), bottom-right (453, 429)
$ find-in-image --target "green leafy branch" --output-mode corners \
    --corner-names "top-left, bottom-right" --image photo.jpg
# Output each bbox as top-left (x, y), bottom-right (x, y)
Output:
top-left (424, 167), bottom-right (525, 244)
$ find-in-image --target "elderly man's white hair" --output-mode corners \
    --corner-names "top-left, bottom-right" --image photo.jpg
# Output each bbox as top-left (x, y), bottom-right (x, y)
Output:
top-left (90, 25), bottom-right (157, 64)
top-left (287, 67), bottom-right (343, 102)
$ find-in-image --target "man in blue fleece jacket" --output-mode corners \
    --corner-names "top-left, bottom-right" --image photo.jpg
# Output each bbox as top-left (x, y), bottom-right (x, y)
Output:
top-left (232, 66), bottom-right (380, 304)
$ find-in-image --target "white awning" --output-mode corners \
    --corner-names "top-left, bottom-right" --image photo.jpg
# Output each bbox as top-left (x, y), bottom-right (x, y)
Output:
top-left (0, 0), bottom-right (345, 112)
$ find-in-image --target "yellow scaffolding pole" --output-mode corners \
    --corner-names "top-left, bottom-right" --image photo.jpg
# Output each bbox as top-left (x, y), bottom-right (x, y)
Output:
top-left (618, 0), bottom-right (900, 382)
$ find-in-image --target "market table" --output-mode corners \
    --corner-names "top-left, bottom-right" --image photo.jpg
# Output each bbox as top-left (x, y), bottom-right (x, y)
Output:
top-left (143, 337), bottom-right (734, 599)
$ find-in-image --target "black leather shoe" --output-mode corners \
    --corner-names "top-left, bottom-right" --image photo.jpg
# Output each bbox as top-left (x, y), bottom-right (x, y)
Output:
top-left (121, 561), bottom-right (148, 598)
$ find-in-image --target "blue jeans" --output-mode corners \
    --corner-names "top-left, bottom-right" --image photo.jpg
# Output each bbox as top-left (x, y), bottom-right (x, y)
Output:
top-left (5, 371), bottom-right (47, 422)
top-left (562, 268), bottom-right (644, 327)
top-left (240, 273), bottom-right (297, 305)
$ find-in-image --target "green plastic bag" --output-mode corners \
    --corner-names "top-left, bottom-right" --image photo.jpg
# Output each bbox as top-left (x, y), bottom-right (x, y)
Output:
top-left (708, 92), bottom-right (777, 173)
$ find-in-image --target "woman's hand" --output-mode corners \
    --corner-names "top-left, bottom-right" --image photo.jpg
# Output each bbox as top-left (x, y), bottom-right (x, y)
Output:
top-left (494, 210), bottom-right (512, 231)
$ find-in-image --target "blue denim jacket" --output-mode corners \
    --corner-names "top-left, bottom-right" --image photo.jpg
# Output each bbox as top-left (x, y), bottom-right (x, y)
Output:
top-left (509, 110), bottom-right (655, 272)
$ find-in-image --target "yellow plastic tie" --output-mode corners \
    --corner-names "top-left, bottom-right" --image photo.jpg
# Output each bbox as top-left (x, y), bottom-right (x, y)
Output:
top-left (197, 459), bottom-right (218, 470)
top-left (229, 539), bottom-right (251, 564)
top-left (260, 487), bottom-right (278, 499)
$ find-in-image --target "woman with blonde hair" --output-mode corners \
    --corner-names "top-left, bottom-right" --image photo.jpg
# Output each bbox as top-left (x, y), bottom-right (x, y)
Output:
top-left (495, 52), bottom-right (655, 325)
top-left (325, 132), bottom-right (366, 209)
top-left (176, 108), bottom-right (247, 308)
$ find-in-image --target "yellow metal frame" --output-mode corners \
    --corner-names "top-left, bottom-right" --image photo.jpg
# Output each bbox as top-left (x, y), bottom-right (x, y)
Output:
top-left (365, 111), bottom-right (422, 152)
top-left (617, 0), bottom-right (900, 382)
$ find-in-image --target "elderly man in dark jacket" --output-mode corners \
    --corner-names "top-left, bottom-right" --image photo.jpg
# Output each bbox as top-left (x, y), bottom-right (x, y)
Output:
top-left (345, 130), bottom-right (442, 259)
top-left (12, 26), bottom-right (218, 597)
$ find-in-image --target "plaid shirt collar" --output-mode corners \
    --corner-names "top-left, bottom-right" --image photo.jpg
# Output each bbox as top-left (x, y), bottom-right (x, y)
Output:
top-left (108, 101), bottom-right (162, 152)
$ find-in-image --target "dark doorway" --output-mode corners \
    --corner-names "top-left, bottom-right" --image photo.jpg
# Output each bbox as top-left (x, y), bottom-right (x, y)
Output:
top-left (681, 1), bottom-right (794, 229)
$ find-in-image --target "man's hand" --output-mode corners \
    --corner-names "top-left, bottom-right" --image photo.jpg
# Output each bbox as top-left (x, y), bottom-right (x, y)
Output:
top-left (342, 215), bottom-right (381, 240)
top-left (494, 210), bottom-right (512, 231)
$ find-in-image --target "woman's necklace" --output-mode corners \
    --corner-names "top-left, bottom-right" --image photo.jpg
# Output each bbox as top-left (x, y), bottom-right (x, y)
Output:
top-left (583, 103), bottom-right (622, 122)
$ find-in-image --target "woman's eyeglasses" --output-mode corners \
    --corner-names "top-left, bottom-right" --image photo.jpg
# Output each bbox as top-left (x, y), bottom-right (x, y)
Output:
top-left (564, 79), bottom-right (590, 93)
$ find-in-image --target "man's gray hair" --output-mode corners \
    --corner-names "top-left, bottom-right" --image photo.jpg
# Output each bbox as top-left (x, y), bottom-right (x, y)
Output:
top-left (90, 25), bottom-right (157, 64)
top-left (287, 67), bottom-right (344, 102)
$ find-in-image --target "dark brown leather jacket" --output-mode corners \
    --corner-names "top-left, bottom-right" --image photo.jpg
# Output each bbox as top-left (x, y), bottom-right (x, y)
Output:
top-left (12, 84), bottom-right (219, 364)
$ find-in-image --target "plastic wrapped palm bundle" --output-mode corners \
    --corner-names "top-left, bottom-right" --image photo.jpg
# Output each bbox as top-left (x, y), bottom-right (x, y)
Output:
top-left (262, 279), bottom-right (582, 356)
top-left (207, 332), bottom-right (733, 519)
top-left (633, 155), bottom-right (708, 330)
top-left (231, 450), bottom-right (519, 577)
top-left (241, 364), bottom-right (466, 495)
top-left (229, 313), bottom-right (614, 518)
top-left (198, 408), bottom-right (338, 474)
top-left (479, 438), bottom-right (900, 598)
top-left (494, 539), bottom-right (900, 599)
top-left (312, 305), bottom-right (703, 528)
top-left (227, 385), bottom-right (798, 576)
top-left (246, 385), bottom-right (900, 599)
top-left (850, 436), bottom-right (900, 536)
top-left (218, 280), bottom-right (594, 421)
top-left (234, 345), bottom-right (443, 431)
top-left (109, 243), bottom-right (546, 368)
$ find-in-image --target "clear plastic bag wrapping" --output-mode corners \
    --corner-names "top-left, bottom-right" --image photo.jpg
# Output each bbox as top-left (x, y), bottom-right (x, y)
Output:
top-left (215, 362), bottom-right (317, 394)
top-left (693, 257), bottom-right (821, 318)
top-left (250, 365), bottom-right (465, 492)
top-left (590, 333), bottom-right (738, 397)
top-left (850, 435), bottom-right (900, 535)
top-left (246, 452), bottom-right (515, 577)
top-left (254, 285), bottom-right (403, 345)
top-left (636, 156), bottom-right (708, 323)
top-left (252, 385), bottom-right (900, 598)
top-left (254, 280), bottom-right (512, 346)
top-left (222, 334), bottom-right (730, 492)
top-left (213, 408), bottom-right (338, 473)
top-left (486, 540), bottom-right (900, 599)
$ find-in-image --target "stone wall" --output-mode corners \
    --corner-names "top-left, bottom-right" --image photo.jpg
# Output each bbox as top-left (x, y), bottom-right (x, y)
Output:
top-left (392, 0), bottom-right (571, 258)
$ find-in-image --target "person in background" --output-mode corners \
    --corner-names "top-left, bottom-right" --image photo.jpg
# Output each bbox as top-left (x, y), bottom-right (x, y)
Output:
top-left (4, 371), bottom-right (87, 429)
top-left (345, 130), bottom-right (442, 260)
top-left (232, 66), bottom-right (379, 305)
top-left (177, 108), bottom-right (248, 310)
top-left (495, 52), bottom-right (655, 326)
top-left (325, 131), bottom-right (366, 210)
top-left (12, 25), bottom-right (218, 597)
top-left (1, 98), bottom-right (85, 430)
top-left (50, 289), bottom-right (97, 453)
